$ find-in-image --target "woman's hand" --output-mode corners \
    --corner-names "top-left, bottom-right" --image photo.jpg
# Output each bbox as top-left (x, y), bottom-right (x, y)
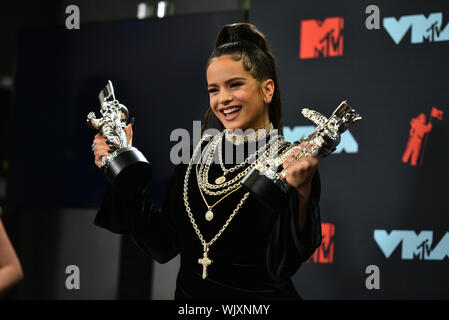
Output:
top-left (280, 141), bottom-right (318, 192)
top-left (92, 124), bottom-right (133, 169)
top-left (280, 141), bottom-right (318, 230)
top-left (280, 142), bottom-right (318, 230)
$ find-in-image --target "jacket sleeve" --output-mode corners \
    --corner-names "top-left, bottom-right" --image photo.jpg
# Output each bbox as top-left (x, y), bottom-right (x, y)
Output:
top-left (266, 169), bottom-right (322, 281)
top-left (94, 164), bottom-right (186, 263)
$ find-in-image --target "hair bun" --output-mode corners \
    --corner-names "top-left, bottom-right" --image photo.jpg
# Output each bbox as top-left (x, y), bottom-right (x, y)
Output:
top-left (214, 23), bottom-right (269, 53)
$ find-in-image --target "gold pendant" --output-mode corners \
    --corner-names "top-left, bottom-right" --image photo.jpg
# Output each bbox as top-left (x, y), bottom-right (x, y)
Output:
top-left (198, 248), bottom-right (213, 279)
top-left (205, 210), bottom-right (214, 221)
top-left (215, 176), bottom-right (226, 185)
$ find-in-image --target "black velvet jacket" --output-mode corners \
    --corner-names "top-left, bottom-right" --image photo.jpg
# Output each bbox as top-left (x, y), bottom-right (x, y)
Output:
top-left (94, 137), bottom-right (322, 300)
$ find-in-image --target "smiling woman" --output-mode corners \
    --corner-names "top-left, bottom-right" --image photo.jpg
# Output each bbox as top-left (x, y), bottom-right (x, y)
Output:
top-left (93, 22), bottom-right (322, 300)
top-left (206, 58), bottom-right (272, 130)
top-left (201, 23), bottom-right (282, 134)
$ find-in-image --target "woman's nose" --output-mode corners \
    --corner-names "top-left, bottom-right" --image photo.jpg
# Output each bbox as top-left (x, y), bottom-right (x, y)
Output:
top-left (219, 88), bottom-right (232, 104)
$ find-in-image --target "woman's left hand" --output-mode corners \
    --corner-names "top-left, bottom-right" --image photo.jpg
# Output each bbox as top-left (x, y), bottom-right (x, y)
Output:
top-left (280, 142), bottom-right (318, 229)
top-left (280, 141), bottom-right (318, 195)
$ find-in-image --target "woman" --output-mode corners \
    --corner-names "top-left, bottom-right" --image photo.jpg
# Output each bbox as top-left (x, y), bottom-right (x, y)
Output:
top-left (92, 23), bottom-right (321, 299)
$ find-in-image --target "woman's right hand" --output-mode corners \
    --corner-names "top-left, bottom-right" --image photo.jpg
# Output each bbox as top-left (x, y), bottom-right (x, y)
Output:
top-left (93, 124), bottom-right (133, 169)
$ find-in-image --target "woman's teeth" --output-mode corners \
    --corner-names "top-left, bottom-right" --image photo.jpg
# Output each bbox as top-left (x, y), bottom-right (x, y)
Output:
top-left (223, 106), bottom-right (241, 114)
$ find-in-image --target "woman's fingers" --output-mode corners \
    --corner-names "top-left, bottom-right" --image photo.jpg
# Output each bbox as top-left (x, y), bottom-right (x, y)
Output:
top-left (280, 143), bottom-right (319, 188)
top-left (94, 146), bottom-right (111, 157)
top-left (92, 136), bottom-right (110, 151)
top-left (94, 155), bottom-right (103, 168)
top-left (94, 134), bottom-right (108, 146)
top-left (92, 134), bottom-right (112, 168)
top-left (282, 145), bottom-right (308, 168)
top-left (124, 123), bottom-right (133, 146)
top-left (92, 125), bottom-right (132, 169)
top-left (94, 147), bottom-right (113, 168)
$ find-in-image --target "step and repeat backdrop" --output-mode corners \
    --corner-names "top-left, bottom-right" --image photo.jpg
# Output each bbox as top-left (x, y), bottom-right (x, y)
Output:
top-left (251, 0), bottom-right (449, 298)
top-left (8, 1), bottom-right (448, 299)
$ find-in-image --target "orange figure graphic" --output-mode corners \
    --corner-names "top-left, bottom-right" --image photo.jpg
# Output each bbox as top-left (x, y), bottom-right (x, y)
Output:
top-left (402, 113), bottom-right (432, 166)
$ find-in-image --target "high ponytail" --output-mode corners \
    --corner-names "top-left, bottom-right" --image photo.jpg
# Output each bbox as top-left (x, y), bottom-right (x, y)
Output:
top-left (202, 23), bottom-right (283, 135)
top-left (213, 23), bottom-right (270, 53)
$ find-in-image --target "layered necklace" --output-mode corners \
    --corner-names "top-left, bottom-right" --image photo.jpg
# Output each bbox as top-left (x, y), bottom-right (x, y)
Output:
top-left (183, 123), bottom-right (289, 279)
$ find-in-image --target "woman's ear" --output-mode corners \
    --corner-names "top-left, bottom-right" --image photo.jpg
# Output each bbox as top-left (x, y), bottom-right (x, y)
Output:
top-left (262, 79), bottom-right (274, 104)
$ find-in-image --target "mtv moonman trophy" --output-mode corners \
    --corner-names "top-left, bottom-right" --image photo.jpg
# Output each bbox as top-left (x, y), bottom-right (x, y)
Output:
top-left (240, 100), bottom-right (362, 211)
top-left (87, 80), bottom-right (152, 191)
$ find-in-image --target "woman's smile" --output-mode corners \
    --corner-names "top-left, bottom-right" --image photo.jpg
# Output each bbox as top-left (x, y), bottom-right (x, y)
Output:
top-left (220, 105), bottom-right (242, 121)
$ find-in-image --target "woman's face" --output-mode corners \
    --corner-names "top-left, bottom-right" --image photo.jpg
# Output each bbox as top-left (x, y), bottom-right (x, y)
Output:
top-left (206, 55), bottom-right (274, 131)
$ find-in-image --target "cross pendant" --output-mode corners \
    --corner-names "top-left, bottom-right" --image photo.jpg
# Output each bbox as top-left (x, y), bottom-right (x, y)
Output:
top-left (198, 247), bottom-right (213, 279)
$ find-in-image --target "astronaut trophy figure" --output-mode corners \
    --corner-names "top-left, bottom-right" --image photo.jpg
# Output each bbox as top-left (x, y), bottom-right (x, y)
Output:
top-left (241, 100), bottom-right (362, 212)
top-left (87, 82), bottom-right (131, 167)
top-left (87, 80), bottom-right (152, 191)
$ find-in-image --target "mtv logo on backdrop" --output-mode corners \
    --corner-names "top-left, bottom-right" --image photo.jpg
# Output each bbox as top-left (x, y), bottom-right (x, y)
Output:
top-left (374, 230), bottom-right (449, 261)
top-left (283, 126), bottom-right (359, 154)
top-left (308, 223), bottom-right (335, 264)
top-left (299, 17), bottom-right (344, 59)
top-left (383, 12), bottom-right (449, 44)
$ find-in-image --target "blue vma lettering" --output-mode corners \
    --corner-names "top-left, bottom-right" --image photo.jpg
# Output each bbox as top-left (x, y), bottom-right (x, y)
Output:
top-left (374, 230), bottom-right (449, 260)
top-left (283, 126), bottom-right (359, 154)
top-left (384, 12), bottom-right (449, 44)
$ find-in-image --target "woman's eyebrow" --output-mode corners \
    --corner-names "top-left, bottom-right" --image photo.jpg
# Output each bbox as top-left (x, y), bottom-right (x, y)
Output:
top-left (208, 77), bottom-right (246, 87)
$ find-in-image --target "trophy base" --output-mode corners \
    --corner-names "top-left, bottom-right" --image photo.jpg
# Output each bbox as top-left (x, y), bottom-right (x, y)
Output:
top-left (104, 147), bottom-right (152, 192)
top-left (240, 166), bottom-right (292, 213)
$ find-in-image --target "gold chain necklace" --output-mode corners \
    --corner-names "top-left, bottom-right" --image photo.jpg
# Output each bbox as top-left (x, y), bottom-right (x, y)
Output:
top-left (195, 138), bottom-right (243, 221)
top-left (197, 133), bottom-right (287, 194)
top-left (197, 174), bottom-right (242, 222)
top-left (183, 134), bottom-right (250, 279)
top-left (215, 125), bottom-right (278, 185)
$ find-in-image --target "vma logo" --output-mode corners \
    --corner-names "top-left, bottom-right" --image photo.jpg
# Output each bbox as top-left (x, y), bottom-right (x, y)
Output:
top-left (384, 12), bottom-right (449, 44)
top-left (283, 126), bottom-right (359, 154)
top-left (299, 17), bottom-right (344, 59)
top-left (308, 222), bottom-right (335, 263)
top-left (374, 230), bottom-right (449, 261)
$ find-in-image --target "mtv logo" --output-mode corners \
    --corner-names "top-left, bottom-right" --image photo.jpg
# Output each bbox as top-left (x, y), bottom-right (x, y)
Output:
top-left (299, 17), bottom-right (344, 59)
top-left (309, 222), bottom-right (335, 263)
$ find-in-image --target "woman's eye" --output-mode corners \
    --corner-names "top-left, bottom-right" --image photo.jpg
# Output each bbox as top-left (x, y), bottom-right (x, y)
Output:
top-left (208, 88), bottom-right (217, 93)
top-left (231, 82), bottom-right (243, 87)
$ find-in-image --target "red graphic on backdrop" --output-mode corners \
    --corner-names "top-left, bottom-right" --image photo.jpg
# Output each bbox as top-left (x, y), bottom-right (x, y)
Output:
top-left (401, 107), bottom-right (443, 166)
top-left (308, 223), bottom-right (335, 264)
top-left (299, 17), bottom-right (344, 59)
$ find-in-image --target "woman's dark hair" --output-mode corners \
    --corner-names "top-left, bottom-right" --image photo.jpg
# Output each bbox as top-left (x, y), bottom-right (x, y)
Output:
top-left (201, 23), bottom-right (283, 134)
